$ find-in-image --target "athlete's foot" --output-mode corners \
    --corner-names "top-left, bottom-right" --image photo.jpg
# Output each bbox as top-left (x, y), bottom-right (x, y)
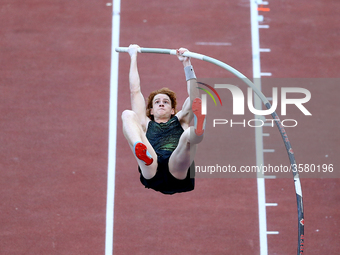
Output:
top-left (192, 98), bottom-right (206, 136)
top-left (134, 142), bottom-right (153, 166)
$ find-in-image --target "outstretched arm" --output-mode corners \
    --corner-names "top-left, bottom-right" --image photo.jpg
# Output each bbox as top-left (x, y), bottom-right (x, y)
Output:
top-left (128, 44), bottom-right (148, 129)
top-left (176, 48), bottom-right (199, 125)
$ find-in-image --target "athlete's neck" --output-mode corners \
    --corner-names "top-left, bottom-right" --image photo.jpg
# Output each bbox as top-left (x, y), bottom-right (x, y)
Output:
top-left (154, 116), bottom-right (171, 123)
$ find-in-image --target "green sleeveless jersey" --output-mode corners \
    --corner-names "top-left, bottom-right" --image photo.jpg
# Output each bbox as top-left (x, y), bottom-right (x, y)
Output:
top-left (146, 116), bottom-right (184, 159)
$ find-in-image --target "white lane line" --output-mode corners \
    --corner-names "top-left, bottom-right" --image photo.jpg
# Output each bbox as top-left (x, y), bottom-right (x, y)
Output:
top-left (265, 203), bottom-right (278, 206)
top-left (267, 231), bottom-right (279, 235)
top-left (263, 149), bottom-right (275, 153)
top-left (262, 133), bottom-right (270, 137)
top-left (263, 123), bottom-right (274, 127)
top-left (259, 25), bottom-right (270, 29)
top-left (106, 1), bottom-right (121, 255)
top-left (264, 175), bottom-right (276, 179)
top-left (260, 72), bottom-right (272, 76)
top-left (250, 0), bottom-right (269, 254)
top-left (258, 15), bottom-right (264, 22)
top-left (195, 42), bottom-right (232, 46)
top-left (260, 48), bottom-right (271, 52)
top-left (256, 177), bottom-right (268, 253)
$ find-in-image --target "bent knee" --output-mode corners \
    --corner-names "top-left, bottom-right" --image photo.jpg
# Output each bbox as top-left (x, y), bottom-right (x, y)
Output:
top-left (121, 110), bottom-right (138, 121)
top-left (182, 128), bottom-right (192, 144)
top-left (181, 127), bottom-right (204, 145)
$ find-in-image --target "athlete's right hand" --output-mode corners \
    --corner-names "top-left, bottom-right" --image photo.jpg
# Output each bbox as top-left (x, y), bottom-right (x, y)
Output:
top-left (128, 44), bottom-right (140, 58)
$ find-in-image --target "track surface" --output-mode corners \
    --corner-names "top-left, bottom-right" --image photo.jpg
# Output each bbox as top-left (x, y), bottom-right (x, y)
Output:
top-left (0, 0), bottom-right (339, 254)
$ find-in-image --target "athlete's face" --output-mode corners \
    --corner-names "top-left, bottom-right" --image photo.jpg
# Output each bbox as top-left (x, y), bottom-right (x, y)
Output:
top-left (151, 94), bottom-right (174, 119)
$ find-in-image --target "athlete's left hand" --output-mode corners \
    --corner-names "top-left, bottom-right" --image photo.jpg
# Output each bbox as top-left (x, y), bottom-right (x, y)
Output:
top-left (177, 48), bottom-right (191, 66)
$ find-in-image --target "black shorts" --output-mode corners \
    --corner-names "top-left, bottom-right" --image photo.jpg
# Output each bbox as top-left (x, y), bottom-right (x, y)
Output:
top-left (139, 156), bottom-right (195, 195)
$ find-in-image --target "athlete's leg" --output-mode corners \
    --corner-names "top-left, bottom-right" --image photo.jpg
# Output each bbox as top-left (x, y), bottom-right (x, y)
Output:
top-left (168, 97), bottom-right (206, 179)
top-left (168, 127), bottom-right (203, 179)
top-left (121, 110), bottom-right (157, 179)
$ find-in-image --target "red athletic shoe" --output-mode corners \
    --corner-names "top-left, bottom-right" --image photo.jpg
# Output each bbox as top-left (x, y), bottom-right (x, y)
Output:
top-left (192, 98), bottom-right (206, 136)
top-left (134, 142), bottom-right (153, 166)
